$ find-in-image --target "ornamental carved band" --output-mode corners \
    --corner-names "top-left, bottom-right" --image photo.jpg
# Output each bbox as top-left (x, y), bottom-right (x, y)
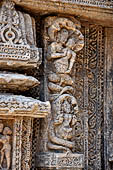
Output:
top-left (36, 16), bottom-right (84, 169)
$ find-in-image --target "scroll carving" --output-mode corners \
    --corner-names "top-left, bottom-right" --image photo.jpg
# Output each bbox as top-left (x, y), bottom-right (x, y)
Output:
top-left (0, 0), bottom-right (40, 70)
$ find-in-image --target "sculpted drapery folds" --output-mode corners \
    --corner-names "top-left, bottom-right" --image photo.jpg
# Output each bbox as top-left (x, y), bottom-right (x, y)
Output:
top-left (44, 17), bottom-right (84, 153)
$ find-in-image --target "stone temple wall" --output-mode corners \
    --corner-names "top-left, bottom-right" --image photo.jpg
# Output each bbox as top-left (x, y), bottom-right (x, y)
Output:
top-left (0, 0), bottom-right (112, 170)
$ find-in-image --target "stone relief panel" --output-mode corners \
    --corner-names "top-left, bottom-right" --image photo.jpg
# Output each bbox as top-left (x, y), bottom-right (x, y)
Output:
top-left (0, 0), bottom-right (36, 46)
top-left (36, 16), bottom-right (84, 169)
top-left (0, 0), bottom-right (41, 70)
top-left (35, 18), bottom-right (105, 170)
top-left (45, 16), bottom-right (84, 154)
top-left (48, 94), bottom-right (78, 152)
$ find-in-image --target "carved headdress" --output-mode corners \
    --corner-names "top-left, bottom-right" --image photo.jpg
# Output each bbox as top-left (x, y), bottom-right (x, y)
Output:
top-left (46, 17), bottom-right (84, 52)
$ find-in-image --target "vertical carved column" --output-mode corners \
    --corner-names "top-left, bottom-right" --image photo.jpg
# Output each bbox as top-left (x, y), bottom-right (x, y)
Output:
top-left (12, 118), bottom-right (23, 170)
top-left (36, 16), bottom-right (84, 169)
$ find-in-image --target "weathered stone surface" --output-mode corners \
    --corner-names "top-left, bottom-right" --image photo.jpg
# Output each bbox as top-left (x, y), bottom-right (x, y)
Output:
top-left (104, 28), bottom-right (113, 170)
top-left (37, 16), bottom-right (84, 169)
top-left (0, 0), bottom-right (41, 70)
top-left (0, 1), bottom-right (49, 170)
top-left (13, 0), bottom-right (113, 27)
top-left (0, 0), bottom-right (112, 169)
top-left (0, 94), bottom-right (50, 118)
top-left (0, 72), bottom-right (40, 92)
top-left (36, 152), bottom-right (84, 169)
top-left (0, 43), bottom-right (41, 70)
top-left (0, 122), bottom-right (12, 169)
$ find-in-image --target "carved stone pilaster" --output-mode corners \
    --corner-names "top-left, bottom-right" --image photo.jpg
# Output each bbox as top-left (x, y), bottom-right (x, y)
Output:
top-left (36, 16), bottom-right (84, 169)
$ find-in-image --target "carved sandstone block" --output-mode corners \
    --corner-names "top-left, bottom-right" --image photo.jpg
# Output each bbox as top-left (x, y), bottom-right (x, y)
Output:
top-left (0, 94), bottom-right (50, 118)
top-left (0, 72), bottom-right (40, 92)
top-left (0, 0), bottom-right (41, 70)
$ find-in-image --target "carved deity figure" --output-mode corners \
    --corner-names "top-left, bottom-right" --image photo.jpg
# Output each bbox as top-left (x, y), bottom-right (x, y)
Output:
top-left (0, 123), bottom-right (12, 170)
top-left (45, 17), bottom-right (84, 154)
top-left (48, 94), bottom-right (78, 152)
top-left (47, 18), bottom-right (84, 96)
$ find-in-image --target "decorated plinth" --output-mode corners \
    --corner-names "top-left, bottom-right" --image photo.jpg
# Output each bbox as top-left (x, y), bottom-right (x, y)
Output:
top-left (36, 152), bottom-right (84, 169)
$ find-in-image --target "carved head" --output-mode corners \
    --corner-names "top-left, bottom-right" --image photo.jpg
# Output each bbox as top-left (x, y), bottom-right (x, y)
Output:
top-left (57, 28), bottom-right (69, 44)
top-left (66, 37), bottom-right (76, 50)
top-left (3, 127), bottom-right (12, 135)
top-left (62, 100), bottom-right (71, 114)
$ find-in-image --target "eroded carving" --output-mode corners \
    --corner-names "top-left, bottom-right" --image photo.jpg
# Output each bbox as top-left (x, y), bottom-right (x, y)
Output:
top-left (0, 123), bottom-right (12, 170)
top-left (48, 94), bottom-right (78, 152)
top-left (0, 0), bottom-right (41, 70)
top-left (0, 2), bottom-right (50, 170)
top-left (0, 94), bottom-right (50, 118)
top-left (0, 72), bottom-right (40, 92)
top-left (45, 17), bottom-right (84, 153)
top-left (47, 18), bottom-right (84, 97)
top-left (36, 16), bottom-right (84, 169)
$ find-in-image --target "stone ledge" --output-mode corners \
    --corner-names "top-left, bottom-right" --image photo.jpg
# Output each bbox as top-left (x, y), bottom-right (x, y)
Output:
top-left (0, 94), bottom-right (50, 118)
top-left (0, 72), bottom-right (40, 92)
top-left (0, 43), bottom-right (41, 70)
top-left (13, 0), bottom-right (113, 27)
